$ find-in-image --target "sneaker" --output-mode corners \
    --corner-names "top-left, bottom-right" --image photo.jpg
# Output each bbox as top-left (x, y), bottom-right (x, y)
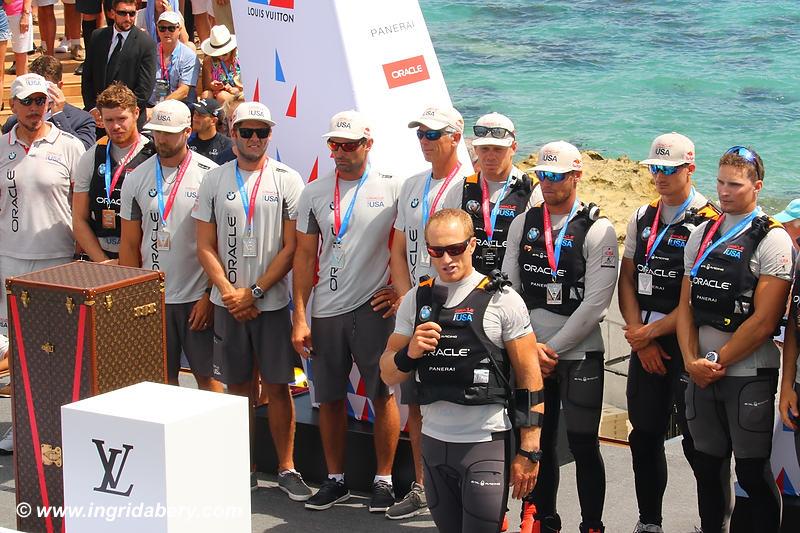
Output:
top-left (633, 523), bottom-right (663, 533)
top-left (69, 44), bottom-right (84, 61)
top-left (5, 63), bottom-right (15, 75)
top-left (54, 39), bottom-right (69, 54)
top-left (368, 480), bottom-right (395, 513)
top-left (278, 470), bottom-right (312, 502)
top-left (250, 471), bottom-right (258, 492)
top-left (0, 427), bottom-right (12, 455)
top-left (579, 524), bottom-right (605, 533)
top-left (385, 481), bottom-right (426, 520)
top-left (501, 513), bottom-right (509, 532)
top-left (519, 501), bottom-right (536, 533)
top-left (305, 478), bottom-right (350, 510)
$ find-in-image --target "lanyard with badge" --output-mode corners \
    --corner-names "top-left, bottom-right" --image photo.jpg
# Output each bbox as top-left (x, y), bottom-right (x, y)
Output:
top-left (542, 199), bottom-right (580, 305)
top-left (478, 171), bottom-right (512, 267)
top-left (689, 208), bottom-right (760, 278)
top-left (419, 162), bottom-right (461, 266)
top-left (155, 44), bottom-right (172, 102)
top-left (102, 138), bottom-right (141, 229)
top-left (154, 152), bottom-right (192, 250)
top-left (234, 162), bottom-right (267, 258)
top-left (332, 164), bottom-right (370, 269)
top-left (637, 188), bottom-right (696, 296)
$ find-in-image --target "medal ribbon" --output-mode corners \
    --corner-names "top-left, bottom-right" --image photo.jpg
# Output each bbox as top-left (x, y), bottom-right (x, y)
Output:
top-left (543, 199), bottom-right (580, 282)
top-left (105, 138), bottom-right (140, 204)
top-left (155, 151), bottom-right (192, 226)
top-left (334, 164), bottom-right (370, 243)
top-left (644, 187), bottom-right (696, 265)
top-left (158, 43), bottom-right (171, 83)
top-left (421, 162), bottom-right (461, 230)
top-left (690, 208), bottom-right (760, 278)
top-left (480, 171), bottom-right (513, 240)
top-left (234, 161), bottom-right (267, 236)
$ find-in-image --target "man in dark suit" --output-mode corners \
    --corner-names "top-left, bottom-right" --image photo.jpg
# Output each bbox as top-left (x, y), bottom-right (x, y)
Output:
top-left (2, 56), bottom-right (96, 150)
top-left (81, 0), bottom-right (156, 131)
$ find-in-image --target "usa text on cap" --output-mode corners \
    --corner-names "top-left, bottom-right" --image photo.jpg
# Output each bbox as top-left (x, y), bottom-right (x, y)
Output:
top-left (144, 100), bottom-right (192, 133)
top-left (232, 102), bottom-right (275, 127)
top-left (532, 141), bottom-right (582, 173)
top-left (407, 105), bottom-right (464, 133)
top-left (322, 110), bottom-right (371, 140)
top-left (641, 132), bottom-right (695, 167)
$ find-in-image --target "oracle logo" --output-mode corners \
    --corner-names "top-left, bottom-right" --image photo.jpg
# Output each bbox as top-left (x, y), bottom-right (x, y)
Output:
top-left (383, 55), bottom-right (430, 89)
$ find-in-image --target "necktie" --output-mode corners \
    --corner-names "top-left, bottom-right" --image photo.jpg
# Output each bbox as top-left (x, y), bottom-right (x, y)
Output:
top-left (106, 34), bottom-right (123, 84)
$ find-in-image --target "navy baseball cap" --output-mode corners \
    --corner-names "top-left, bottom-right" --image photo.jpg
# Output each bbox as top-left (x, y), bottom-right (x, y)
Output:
top-left (192, 99), bottom-right (222, 117)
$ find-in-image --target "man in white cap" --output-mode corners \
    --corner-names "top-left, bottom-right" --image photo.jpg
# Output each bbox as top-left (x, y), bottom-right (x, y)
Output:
top-left (194, 101), bottom-right (309, 498)
top-left (118, 99), bottom-right (221, 395)
top-left (618, 133), bottom-right (719, 533)
top-left (0, 73), bottom-right (85, 455)
top-left (446, 112), bottom-right (542, 275)
top-left (386, 104), bottom-right (469, 520)
top-left (150, 10), bottom-right (200, 106)
top-left (502, 141), bottom-right (618, 533)
top-left (292, 110), bottom-right (401, 513)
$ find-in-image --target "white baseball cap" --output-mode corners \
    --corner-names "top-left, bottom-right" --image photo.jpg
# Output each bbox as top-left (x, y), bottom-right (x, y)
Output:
top-left (11, 74), bottom-right (49, 100)
top-left (157, 11), bottom-right (181, 26)
top-left (407, 105), bottom-right (464, 133)
top-left (232, 102), bottom-right (275, 127)
top-left (641, 132), bottom-right (695, 166)
top-left (472, 112), bottom-right (515, 147)
top-left (533, 141), bottom-right (583, 173)
top-left (322, 110), bottom-right (371, 140)
top-left (144, 100), bottom-right (191, 133)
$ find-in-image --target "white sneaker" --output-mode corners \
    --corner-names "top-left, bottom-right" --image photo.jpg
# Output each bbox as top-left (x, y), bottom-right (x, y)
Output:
top-left (54, 39), bottom-right (69, 54)
top-left (0, 427), bottom-right (13, 455)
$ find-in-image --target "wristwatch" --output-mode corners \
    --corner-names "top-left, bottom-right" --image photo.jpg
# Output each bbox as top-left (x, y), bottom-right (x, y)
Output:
top-left (517, 449), bottom-right (543, 464)
top-left (704, 351), bottom-right (720, 364)
top-left (250, 284), bottom-right (265, 299)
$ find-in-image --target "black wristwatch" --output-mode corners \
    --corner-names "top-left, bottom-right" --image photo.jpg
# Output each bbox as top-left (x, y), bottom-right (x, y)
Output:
top-left (517, 448), bottom-right (543, 464)
top-left (250, 284), bottom-right (265, 299)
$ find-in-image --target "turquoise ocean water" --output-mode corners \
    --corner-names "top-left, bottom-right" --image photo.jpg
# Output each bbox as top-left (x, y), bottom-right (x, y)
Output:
top-left (419, 0), bottom-right (800, 209)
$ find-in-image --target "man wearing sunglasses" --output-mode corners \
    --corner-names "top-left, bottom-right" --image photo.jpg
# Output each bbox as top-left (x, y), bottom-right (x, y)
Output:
top-left (292, 110), bottom-right (401, 513)
top-left (194, 101), bottom-right (310, 498)
top-left (387, 104), bottom-right (469, 520)
top-left (149, 11), bottom-right (199, 107)
top-left (446, 112), bottom-right (542, 275)
top-left (677, 147), bottom-right (792, 533)
top-left (0, 73), bottom-right (86, 342)
top-left (82, 0), bottom-right (156, 132)
top-left (618, 133), bottom-right (719, 533)
top-left (502, 141), bottom-right (618, 533)
top-left (380, 208), bottom-right (544, 533)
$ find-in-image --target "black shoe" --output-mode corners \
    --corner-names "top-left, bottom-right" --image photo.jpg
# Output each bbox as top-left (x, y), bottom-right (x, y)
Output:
top-left (75, 62), bottom-right (84, 76)
top-left (368, 480), bottom-right (395, 513)
top-left (304, 478), bottom-right (350, 511)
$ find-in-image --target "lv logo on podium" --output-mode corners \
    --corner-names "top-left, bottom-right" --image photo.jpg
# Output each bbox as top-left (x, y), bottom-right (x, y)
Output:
top-left (92, 439), bottom-right (134, 496)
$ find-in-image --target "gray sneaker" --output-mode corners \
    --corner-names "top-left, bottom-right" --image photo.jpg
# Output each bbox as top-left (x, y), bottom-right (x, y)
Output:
top-left (385, 481), bottom-right (426, 520)
top-left (633, 523), bottom-right (663, 533)
top-left (279, 470), bottom-right (312, 501)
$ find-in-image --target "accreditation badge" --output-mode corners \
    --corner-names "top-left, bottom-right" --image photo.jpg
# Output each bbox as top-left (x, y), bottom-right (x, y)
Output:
top-left (419, 248), bottom-right (431, 267)
top-left (638, 272), bottom-right (653, 296)
top-left (546, 283), bottom-right (562, 305)
top-left (481, 246), bottom-right (497, 269)
top-left (331, 242), bottom-right (346, 269)
top-left (242, 236), bottom-right (258, 257)
top-left (101, 209), bottom-right (116, 229)
top-left (156, 229), bottom-right (171, 251)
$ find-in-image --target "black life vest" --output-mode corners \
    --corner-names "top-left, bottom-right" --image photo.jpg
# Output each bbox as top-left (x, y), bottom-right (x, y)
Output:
top-left (87, 137), bottom-right (155, 238)
top-left (461, 170), bottom-right (537, 275)
top-left (413, 276), bottom-right (510, 406)
top-left (517, 203), bottom-right (596, 315)
top-left (632, 200), bottom-right (720, 313)
top-left (689, 214), bottom-right (779, 332)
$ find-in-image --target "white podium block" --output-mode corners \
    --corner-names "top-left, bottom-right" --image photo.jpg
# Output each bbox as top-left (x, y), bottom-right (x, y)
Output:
top-left (61, 382), bottom-right (250, 533)
top-left (0, 527), bottom-right (22, 532)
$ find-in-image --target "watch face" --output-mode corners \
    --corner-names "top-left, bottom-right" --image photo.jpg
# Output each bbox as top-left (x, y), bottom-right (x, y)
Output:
top-left (705, 351), bottom-right (718, 363)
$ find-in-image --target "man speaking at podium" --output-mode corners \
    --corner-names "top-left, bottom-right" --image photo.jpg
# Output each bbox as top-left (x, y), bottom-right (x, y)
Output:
top-left (380, 208), bottom-right (544, 533)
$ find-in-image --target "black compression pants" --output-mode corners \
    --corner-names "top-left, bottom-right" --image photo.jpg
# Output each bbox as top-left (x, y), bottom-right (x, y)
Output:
top-left (525, 352), bottom-right (605, 530)
top-left (422, 431), bottom-right (511, 533)
top-left (627, 332), bottom-right (697, 526)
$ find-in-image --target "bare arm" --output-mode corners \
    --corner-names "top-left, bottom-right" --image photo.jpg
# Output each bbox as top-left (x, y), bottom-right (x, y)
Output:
top-left (72, 192), bottom-right (110, 262)
top-left (676, 276), bottom-right (699, 367)
top-left (196, 219), bottom-right (232, 294)
top-left (118, 218), bottom-right (143, 267)
top-left (167, 83), bottom-right (190, 101)
top-left (390, 228), bottom-right (411, 295)
top-left (256, 219), bottom-right (297, 292)
top-left (618, 258), bottom-right (643, 328)
top-left (379, 332), bottom-right (414, 386)
top-left (780, 305), bottom-right (799, 430)
top-left (291, 230), bottom-right (319, 320)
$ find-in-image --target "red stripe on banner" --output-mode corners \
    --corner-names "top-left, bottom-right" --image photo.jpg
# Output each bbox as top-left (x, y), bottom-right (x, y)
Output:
top-left (286, 86), bottom-right (297, 117)
top-left (252, 78), bottom-right (260, 102)
top-left (308, 157), bottom-right (318, 183)
top-left (72, 305), bottom-right (87, 402)
top-left (9, 296), bottom-right (55, 533)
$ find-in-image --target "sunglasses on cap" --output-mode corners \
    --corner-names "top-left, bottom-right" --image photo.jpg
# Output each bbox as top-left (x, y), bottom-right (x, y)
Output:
top-left (157, 25), bottom-right (178, 33)
top-left (17, 96), bottom-right (47, 107)
top-left (237, 126), bottom-right (271, 139)
top-left (535, 170), bottom-right (571, 182)
top-left (327, 138), bottom-right (366, 152)
top-left (648, 164), bottom-right (685, 176)
top-left (726, 145), bottom-right (757, 162)
top-left (416, 129), bottom-right (451, 141)
top-left (426, 238), bottom-right (471, 258)
top-left (473, 125), bottom-right (514, 139)
top-left (114, 9), bottom-right (137, 17)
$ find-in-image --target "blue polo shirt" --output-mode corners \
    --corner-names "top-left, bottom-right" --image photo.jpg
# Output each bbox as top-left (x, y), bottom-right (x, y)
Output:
top-left (150, 41), bottom-right (200, 105)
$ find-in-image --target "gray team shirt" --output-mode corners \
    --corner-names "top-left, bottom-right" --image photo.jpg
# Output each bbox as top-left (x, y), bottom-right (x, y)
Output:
top-left (75, 134), bottom-right (151, 253)
top-left (395, 269), bottom-right (533, 443)
top-left (193, 158), bottom-right (305, 312)
top-left (120, 152), bottom-right (217, 304)
top-left (296, 168), bottom-right (400, 318)
top-left (683, 213), bottom-right (794, 376)
top-left (502, 205), bottom-right (619, 360)
top-left (394, 165), bottom-right (469, 285)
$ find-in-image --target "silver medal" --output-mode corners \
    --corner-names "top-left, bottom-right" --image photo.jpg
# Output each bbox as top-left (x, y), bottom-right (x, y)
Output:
top-left (638, 273), bottom-right (653, 296)
top-left (242, 236), bottom-right (257, 257)
top-left (546, 283), bottom-right (562, 305)
top-left (419, 248), bottom-right (431, 267)
top-left (156, 229), bottom-right (171, 251)
top-left (331, 242), bottom-right (346, 269)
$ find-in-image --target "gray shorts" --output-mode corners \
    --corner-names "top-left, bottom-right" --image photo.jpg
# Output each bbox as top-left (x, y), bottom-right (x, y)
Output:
top-left (686, 370), bottom-right (778, 459)
top-left (212, 305), bottom-right (297, 386)
top-left (310, 301), bottom-right (394, 403)
top-left (165, 302), bottom-right (214, 380)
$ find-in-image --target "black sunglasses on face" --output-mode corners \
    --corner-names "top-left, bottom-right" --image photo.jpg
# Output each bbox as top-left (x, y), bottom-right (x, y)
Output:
top-left (115, 9), bottom-right (137, 17)
top-left (237, 127), bottom-right (271, 139)
top-left (17, 96), bottom-right (47, 107)
top-left (426, 238), bottom-right (471, 258)
top-left (157, 25), bottom-right (178, 33)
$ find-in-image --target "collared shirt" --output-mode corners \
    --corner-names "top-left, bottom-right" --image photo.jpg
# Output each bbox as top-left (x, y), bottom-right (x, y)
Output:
top-left (108, 27), bottom-right (132, 62)
top-left (0, 123), bottom-right (86, 259)
top-left (150, 41), bottom-right (200, 105)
